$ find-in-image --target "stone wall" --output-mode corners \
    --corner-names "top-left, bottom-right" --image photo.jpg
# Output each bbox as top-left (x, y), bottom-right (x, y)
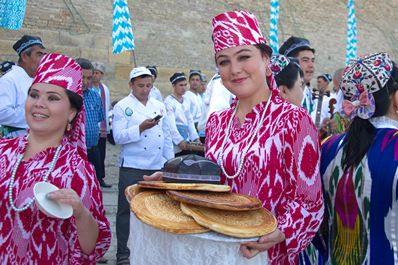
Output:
top-left (1, 0), bottom-right (397, 102)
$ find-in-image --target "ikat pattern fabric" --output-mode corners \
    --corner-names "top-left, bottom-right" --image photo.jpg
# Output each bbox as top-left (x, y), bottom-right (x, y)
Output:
top-left (0, 136), bottom-right (111, 264)
top-left (205, 90), bottom-right (324, 264)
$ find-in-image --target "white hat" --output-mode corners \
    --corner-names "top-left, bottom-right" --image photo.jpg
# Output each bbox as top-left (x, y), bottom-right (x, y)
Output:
top-left (129, 66), bottom-right (152, 80)
top-left (92, 61), bottom-right (106, 73)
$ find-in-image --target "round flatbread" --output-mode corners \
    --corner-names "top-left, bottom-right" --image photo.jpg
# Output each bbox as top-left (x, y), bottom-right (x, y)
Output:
top-left (180, 203), bottom-right (277, 238)
top-left (166, 190), bottom-right (262, 211)
top-left (138, 181), bottom-right (230, 192)
top-left (131, 191), bottom-right (209, 234)
top-left (125, 184), bottom-right (151, 202)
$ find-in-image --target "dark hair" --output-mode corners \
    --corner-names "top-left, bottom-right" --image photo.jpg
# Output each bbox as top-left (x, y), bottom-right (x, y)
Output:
top-left (66, 90), bottom-right (83, 113)
top-left (342, 61), bottom-right (398, 170)
top-left (288, 48), bottom-right (315, 58)
top-left (146, 65), bottom-right (157, 78)
top-left (189, 73), bottom-right (201, 81)
top-left (317, 76), bottom-right (328, 83)
top-left (255, 43), bottom-right (273, 58)
top-left (274, 59), bottom-right (304, 89)
top-left (75, 58), bottom-right (94, 71)
top-left (18, 45), bottom-right (45, 63)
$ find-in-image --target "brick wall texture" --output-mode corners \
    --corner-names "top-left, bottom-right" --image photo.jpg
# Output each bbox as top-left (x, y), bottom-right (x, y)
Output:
top-left (1, 0), bottom-right (398, 101)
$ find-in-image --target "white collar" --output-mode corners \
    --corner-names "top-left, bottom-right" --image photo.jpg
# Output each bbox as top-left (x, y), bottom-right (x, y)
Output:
top-left (369, 116), bottom-right (398, 130)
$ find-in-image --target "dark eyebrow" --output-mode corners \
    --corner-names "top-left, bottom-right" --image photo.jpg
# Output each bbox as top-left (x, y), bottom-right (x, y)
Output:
top-left (30, 88), bottom-right (62, 96)
top-left (216, 48), bottom-right (253, 61)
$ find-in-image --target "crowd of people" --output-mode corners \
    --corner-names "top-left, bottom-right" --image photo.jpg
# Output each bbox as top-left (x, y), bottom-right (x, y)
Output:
top-left (0, 8), bottom-right (397, 265)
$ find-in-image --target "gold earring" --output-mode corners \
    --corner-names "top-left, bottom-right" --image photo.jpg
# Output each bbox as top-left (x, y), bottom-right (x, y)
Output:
top-left (266, 67), bottom-right (272, 77)
top-left (66, 122), bottom-right (72, 132)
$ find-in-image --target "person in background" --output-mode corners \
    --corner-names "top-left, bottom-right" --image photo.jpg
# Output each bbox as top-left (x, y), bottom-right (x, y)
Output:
top-left (0, 60), bottom-right (15, 76)
top-left (279, 36), bottom-right (316, 120)
top-left (270, 54), bottom-right (304, 106)
top-left (113, 66), bottom-right (174, 265)
top-left (205, 10), bottom-right (323, 264)
top-left (76, 58), bottom-right (108, 188)
top-left (0, 53), bottom-right (111, 264)
top-left (315, 52), bottom-right (398, 265)
top-left (0, 35), bottom-right (46, 138)
top-left (184, 69), bottom-right (203, 129)
top-left (197, 72), bottom-right (233, 144)
top-left (164, 72), bottom-right (200, 156)
top-left (91, 61), bottom-right (112, 188)
top-left (146, 65), bottom-right (163, 102)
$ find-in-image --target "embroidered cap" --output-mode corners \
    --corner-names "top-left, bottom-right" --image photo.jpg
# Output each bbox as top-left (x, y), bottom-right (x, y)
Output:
top-left (163, 154), bottom-right (221, 184)
top-left (146, 65), bottom-right (157, 77)
top-left (33, 53), bottom-right (82, 96)
top-left (170, 72), bottom-right (186, 84)
top-left (341, 52), bottom-right (393, 99)
top-left (279, 36), bottom-right (315, 57)
top-left (211, 10), bottom-right (271, 55)
top-left (270, 54), bottom-right (290, 76)
top-left (129, 66), bottom-right (152, 80)
top-left (317, 73), bottom-right (332, 83)
top-left (189, 69), bottom-right (201, 79)
top-left (13, 35), bottom-right (45, 56)
top-left (341, 52), bottom-right (393, 119)
top-left (92, 61), bottom-right (106, 74)
top-left (0, 61), bottom-right (15, 74)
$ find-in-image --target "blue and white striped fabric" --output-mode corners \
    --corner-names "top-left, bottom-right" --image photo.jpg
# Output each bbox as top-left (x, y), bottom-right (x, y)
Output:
top-left (112, 0), bottom-right (135, 54)
top-left (269, 0), bottom-right (280, 54)
top-left (0, 0), bottom-right (26, 30)
top-left (346, 0), bottom-right (357, 64)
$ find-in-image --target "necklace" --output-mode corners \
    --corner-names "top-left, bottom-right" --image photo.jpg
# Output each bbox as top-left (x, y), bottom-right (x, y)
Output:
top-left (217, 95), bottom-right (272, 179)
top-left (8, 144), bottom-right (62, 212)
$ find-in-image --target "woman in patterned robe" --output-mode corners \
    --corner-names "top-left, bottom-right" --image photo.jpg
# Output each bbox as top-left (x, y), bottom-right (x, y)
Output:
top-left (0, 53), bottom-right (111, 264)
top-left (204, 10), bottom-right (324, 265)
top-left (314, 52), bottom-right (398, 265)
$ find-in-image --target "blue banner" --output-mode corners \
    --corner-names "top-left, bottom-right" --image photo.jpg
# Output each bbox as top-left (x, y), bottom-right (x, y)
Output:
top-left (0, 0), bottom-right (26, 30)
top-left (346, 0), bottom-right (357, 64)
top-left (112, 0), bottom-right (135, 54)
top-left (269, 0), bottom-right (280, 54)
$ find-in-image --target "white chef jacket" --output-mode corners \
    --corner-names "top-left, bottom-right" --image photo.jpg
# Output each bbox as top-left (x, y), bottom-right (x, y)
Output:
top-left (164, 94), bottom-right (199, 153)
top-left (197, 73), bottom-right (233, 137)
top-left (149, 85), bottom-right (163, 102)
top-left (183, 90), bottom-right (203, 124)
top-left (113, 93), bottom-right (174, 170)
top-left (0, 65), bottom-right (32, 129)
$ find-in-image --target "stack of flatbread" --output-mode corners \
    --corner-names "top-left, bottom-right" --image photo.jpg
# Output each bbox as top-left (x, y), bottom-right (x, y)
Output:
top-left (127, 181), bottom-right (277, 238)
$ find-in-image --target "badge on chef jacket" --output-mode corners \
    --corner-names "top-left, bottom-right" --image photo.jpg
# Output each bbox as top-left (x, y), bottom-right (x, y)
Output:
top-left (125, 107), bottom-right (133, 116)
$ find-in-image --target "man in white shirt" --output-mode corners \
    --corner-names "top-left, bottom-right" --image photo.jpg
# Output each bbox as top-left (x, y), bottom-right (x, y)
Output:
top-left (197, 73), bottom-right (233, 142)
top-left (183, 69), bottom-right (203, 129)
top-left (112, 67), bottom-right (174, 264)
top-left (164, 72), bottom-right (200, 156)
top-left (91, 61), bottom-right (112, 188)
top-left (146, 65), bottom-right (163, 102)
top-left (0, 35), bottom-right (45, 137)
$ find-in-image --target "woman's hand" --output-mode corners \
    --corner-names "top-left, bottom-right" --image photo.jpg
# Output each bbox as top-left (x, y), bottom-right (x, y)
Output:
top-left (143, 171), bottom-right (164, 181)
top-left (239, 228), bottom-right (285, 259)
top-left (46, 188), bottom-right (85, 219)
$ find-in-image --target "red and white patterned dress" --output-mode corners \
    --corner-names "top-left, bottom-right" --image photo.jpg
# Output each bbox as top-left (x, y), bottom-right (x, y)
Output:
top-left (205, 90), bottom-right (324, 264)
top-left (0, 136), bottom-right (111, 264)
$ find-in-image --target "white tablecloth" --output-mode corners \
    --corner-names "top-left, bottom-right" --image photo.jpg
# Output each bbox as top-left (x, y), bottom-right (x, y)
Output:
top-left (129, 214), bottom-right (269, 265)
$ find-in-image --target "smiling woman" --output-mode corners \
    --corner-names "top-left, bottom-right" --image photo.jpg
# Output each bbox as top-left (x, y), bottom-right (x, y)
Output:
top-left (205, 10), bottom-right (324, 265)
top-left (0, 53), bottom-right (111, 264)
top-left (26, 83), bottom-right (78, 140)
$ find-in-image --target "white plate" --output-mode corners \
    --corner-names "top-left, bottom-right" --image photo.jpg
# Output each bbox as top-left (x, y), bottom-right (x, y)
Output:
top-left (33, 182), bottom-right (73, 219)
top-left (191, 231), bottom-right (260, 243)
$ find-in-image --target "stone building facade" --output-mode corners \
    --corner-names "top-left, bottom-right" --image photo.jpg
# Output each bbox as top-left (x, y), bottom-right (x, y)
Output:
top-left (1, 0), bottom-right (397, 101)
